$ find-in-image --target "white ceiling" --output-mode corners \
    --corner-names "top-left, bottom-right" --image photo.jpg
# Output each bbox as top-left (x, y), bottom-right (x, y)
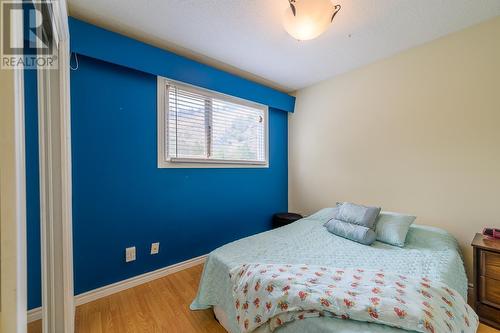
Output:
top-left (68, 0), bottom-right (500, 92)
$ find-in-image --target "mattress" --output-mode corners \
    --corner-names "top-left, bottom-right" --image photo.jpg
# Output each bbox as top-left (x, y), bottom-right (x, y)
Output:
top-left (191, 208), bottom-right (468, 333)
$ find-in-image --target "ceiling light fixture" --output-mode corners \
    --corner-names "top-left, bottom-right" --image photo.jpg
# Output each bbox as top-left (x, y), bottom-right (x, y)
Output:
top-left (283, 0), bottom-right (341, 41)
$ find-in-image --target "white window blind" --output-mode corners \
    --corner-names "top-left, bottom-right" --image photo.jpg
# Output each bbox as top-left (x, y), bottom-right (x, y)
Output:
top-left (164, 82), bottom-right (267, 165)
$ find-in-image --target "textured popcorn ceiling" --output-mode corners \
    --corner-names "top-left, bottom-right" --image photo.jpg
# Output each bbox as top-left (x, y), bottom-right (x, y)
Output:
top-left (68, 0), bottom-right (500, 92)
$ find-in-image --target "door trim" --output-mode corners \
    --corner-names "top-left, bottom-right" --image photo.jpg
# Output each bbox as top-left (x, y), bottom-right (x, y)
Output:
top-left (36, 0), bottom-right (74, 331)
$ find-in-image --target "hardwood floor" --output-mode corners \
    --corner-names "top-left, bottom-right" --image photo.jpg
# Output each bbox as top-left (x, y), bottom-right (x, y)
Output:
top-left (28, 264), bottom-right (499, 333)
top-left (28, 265), bottom-right (224, 333)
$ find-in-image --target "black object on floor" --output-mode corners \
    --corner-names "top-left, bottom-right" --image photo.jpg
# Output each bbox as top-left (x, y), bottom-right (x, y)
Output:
top-left (272, 212), bottom-right (303, 228)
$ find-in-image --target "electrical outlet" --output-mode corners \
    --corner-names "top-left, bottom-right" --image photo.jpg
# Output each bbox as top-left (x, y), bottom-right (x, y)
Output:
top-left (125, 246), bottom-right (136, 262)
top-left (151, 242), bottom-right (160, 255)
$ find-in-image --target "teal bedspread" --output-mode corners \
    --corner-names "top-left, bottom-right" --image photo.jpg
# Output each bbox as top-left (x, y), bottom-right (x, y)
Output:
top-left (191, 209), bottom-right (468, 333)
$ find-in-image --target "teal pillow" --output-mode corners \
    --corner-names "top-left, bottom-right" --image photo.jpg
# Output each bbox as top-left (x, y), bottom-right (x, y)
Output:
top-left (336, 202), bottom-right (381, 229)
top-left (325, 219), bottom-right (376, 245)
top-left (375, 212), bottom-right (416, 247)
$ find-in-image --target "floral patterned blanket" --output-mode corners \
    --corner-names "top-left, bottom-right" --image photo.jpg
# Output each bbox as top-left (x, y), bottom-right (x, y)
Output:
top-left (229, 264), bottom-right (478, 333)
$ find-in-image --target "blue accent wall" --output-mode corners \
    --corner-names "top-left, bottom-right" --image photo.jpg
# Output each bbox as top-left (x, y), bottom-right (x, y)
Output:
top-left (70, 56), bottom-right (288, 294)
top-left (25, 68), bottom-right (41, 310)
top-left (26, 19), bottom-right (291, 308)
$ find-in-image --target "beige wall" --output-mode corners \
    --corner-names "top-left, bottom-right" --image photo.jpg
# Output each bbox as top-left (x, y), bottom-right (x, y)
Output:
top-left (289, 16), bottom-right (500, 280)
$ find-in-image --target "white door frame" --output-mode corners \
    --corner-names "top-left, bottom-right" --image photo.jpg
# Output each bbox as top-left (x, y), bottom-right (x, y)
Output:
top-left (36, 0), bottom-right (74, 332)
top-left (0, 6), bottom-right (27, 330)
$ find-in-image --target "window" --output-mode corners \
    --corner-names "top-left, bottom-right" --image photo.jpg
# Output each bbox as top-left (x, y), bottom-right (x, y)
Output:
top-left (157, 77), bottom-right (268, 168)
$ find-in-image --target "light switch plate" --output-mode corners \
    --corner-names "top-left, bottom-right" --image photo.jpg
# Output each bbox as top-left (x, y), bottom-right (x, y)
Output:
top-left (125, 246), bottom-right (136, 262)
top-left (151, 242), bottom-right (160, 255)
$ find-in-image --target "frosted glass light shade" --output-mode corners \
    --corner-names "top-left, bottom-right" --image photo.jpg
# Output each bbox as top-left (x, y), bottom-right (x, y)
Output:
top-left (283, 0), bottom-right (335, 41)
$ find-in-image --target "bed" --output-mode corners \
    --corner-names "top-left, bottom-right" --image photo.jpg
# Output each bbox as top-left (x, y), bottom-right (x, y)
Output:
top-left (191, 208), bottom-right (469, 333)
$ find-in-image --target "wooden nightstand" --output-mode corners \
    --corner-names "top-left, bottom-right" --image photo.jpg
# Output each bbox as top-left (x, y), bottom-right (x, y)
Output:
top-left (472, 233), bottom-right (500, 329)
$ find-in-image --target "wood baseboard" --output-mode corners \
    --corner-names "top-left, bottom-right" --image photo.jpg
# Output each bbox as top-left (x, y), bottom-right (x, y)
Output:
top-left (27, 254), bottom-right (207, 323)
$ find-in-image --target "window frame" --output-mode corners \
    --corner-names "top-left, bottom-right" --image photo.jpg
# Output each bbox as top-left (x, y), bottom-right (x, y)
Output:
top-left (157, 76), bottom-right (269, 168)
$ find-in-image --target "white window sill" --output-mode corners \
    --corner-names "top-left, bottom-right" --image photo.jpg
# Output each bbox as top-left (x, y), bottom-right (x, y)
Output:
top-left (157, 160), bottom-right (269, 169)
